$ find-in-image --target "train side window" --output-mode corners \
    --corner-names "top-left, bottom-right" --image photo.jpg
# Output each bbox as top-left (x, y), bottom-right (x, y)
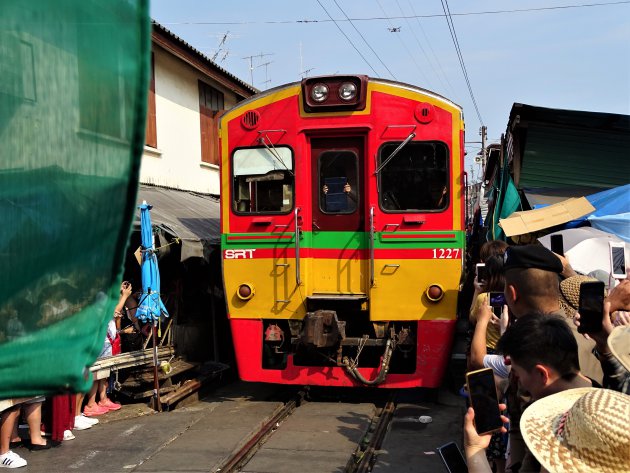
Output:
top-left (318, 150), bottom-right (358, 214)
top-left (232, 146), bottom-right (294, 214)
top-left (378, 141), bottom-right (449, 212)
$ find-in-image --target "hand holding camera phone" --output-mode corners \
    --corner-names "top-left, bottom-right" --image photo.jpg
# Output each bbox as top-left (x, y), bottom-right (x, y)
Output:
top-left (437, 441), bottom-right (467, 473)
top-left (577, 280), bottom-right (605, 334)
top-left (550, 234), bottom-right (564, 257)
top-left (465, 368), bottom-right (503, 435)
top-left (476, 263), bottom-right (487, 283)
top-left (610, 242), bottom-right (627, 279)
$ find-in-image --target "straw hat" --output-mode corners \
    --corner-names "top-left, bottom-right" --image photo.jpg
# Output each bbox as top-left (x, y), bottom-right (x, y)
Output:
top-left (521, 388), bottom-right (630, 473)
top-left (608, 325), bottom-right (630, 371)
top-left (559, 275), bottom-right (597, 318)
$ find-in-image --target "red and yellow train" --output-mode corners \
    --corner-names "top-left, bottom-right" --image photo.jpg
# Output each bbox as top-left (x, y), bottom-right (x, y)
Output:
top-left (219, 75), bottom-right (465, 388)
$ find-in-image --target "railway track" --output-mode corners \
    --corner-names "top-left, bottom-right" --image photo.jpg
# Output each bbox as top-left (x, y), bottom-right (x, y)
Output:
top-left (213, 387), bottom-right (397, 473)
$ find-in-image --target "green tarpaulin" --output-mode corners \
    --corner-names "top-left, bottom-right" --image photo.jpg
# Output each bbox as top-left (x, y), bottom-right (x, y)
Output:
top-left (0, 1), bottom-right (149, 397)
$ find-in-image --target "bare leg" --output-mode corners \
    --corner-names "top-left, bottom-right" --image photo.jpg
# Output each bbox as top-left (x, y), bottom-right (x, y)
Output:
top-left (97, 379), bottom-right (109, 405)
top-left (84, 381), bottom-right (99, 409)
top-left (0, 407), bottom-right (20, 454)
top-left (75, 393), bottom-right (84, 415)
top-left (23, 402), bottom-right (46, 446)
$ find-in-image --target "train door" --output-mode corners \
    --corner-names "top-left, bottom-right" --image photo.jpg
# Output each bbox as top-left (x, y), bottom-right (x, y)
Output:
top-left (309, 137), bottom-right (366, 295)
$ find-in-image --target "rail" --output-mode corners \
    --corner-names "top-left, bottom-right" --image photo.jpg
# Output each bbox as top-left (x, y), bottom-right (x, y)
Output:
top-left (213, 389), bottom-right (306, 473)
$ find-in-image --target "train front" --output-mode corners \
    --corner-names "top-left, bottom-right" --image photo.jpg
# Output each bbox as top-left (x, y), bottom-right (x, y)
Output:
top-left (219, 75), bottom-right (465, 388)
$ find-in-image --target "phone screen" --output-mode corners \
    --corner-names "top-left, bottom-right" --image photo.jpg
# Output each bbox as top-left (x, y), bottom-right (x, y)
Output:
top-left (578, 281), bottom-right (605, 334)
top-left (489, 292), bottom-right (506, 307)
top-left (437, 442), bottom-right (467, 473)
top-left (550, 234), bottom-right (564, 257)
top-left (476, 264), bottom-right (487, 282)
top-left (611, 246), bottom-right (626, 276)
top-left (466, 368), bottom-right (503, 435)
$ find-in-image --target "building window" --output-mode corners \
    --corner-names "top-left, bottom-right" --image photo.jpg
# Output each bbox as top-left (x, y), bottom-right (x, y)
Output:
top-left (145, 54), bottom-right (157, 148)
top-left (199, 80), bottom-right (224, 165)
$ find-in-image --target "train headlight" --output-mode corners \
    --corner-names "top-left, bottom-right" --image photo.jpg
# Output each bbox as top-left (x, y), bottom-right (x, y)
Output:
top-left (310, 83), bottom-right (329, 103)
top-left (338, 82), bottom-right (357, 101)
top-left (237, 283), bottom-right (255, 301)
top-left (425, 284), bottom-right (444, 302)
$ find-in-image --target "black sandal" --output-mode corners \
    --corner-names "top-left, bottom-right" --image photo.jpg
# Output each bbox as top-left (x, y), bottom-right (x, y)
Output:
top-left (9, 440), bottom-right (22, 449)
top-left (28, 442), bottom-right (51, 451)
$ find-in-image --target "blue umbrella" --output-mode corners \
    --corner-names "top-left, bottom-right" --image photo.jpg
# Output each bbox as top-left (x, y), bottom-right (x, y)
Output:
top-left (136, 201), bottom-right (169, 323)
top-left (136, 201), bottom-right (168, 412)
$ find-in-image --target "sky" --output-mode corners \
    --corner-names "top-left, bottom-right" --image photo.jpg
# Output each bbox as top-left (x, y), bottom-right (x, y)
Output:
top-left (150, 1), bottom-right (630, 181)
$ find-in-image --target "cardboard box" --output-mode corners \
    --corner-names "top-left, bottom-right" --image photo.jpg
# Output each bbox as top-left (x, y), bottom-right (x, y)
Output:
top-left (499, 197), bottom-right (595, 237)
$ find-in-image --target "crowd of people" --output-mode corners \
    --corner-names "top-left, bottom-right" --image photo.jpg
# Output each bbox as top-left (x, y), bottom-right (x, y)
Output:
top-left (463, 242), bottom-right (630, 473)
top-left (0, 282), bottom-right (141, 469)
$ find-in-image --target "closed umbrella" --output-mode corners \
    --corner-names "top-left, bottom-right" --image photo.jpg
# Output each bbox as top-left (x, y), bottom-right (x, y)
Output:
top-left (136, 201), bottom-right (169, 411)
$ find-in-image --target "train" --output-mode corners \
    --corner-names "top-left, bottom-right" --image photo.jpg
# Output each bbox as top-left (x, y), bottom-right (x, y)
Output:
top-left (219, 75), bottom-right (465, 388)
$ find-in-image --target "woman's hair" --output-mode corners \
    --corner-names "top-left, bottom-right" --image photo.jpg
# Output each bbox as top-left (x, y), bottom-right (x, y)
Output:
top-left (480, 240), bottom-right (509, 262)
top-left (484, 255), bottom-right (505, 292)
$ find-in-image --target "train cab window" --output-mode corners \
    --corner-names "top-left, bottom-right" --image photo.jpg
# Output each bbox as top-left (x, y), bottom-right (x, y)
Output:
top-left (378, 141), bottom-right (448, 212)
top-left (232, 146), bottom-right (294, 214)
top-left (318, 151), bottom-right (358, 214)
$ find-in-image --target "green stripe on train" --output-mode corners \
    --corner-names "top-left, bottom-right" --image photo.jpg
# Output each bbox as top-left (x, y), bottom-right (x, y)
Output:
top-left (222, 231), bottom-right (465, 249)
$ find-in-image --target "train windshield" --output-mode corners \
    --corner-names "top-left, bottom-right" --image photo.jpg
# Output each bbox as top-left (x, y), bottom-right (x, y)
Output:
top-left (232, 146), bottom-right (294, 213)
top-left (378, 141), bottom-right (449, 212)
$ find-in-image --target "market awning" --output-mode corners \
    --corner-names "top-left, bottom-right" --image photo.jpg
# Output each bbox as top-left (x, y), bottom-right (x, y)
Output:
top-left (135, 185), bottom-right (220, 262)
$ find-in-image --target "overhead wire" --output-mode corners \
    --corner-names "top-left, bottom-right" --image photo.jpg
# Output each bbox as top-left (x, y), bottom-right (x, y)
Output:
top-left (374, 0), bottom-right (433, 88)
top-left (315, 0), bottom-right (380, 76)
top-left (439, 0), bottom-right (484, 126)
top-left (331, 0), bottom-right (397, 80)
top-left (160, 2), bottom-right (630, 25)
top-left (394, 0), bottom-right (452, 97)
top-left (406, 0), bottom-right (459, 101)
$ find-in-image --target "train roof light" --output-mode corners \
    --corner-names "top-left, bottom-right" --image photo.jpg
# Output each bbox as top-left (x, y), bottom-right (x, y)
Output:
top-left (302, 75), bottom-right (368, 112)
top-left (338, 82), bottom-right (357, 101)
top-left (310, 83), bottom-right (329, 103)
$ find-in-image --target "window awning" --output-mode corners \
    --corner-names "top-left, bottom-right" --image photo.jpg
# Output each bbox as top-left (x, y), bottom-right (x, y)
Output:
top-left (135, 185), bottom-right (220, 262)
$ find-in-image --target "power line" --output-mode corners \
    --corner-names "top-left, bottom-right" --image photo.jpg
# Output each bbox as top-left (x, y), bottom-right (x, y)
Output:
top-left (406, 0), bottom-right (459, 100)
top-left (331, 0), bottom-right (397, 80)
top-left (440, 0), bottom-right (484, 126)
top-left (159, 2), bottom-right (630, 25)
top-left (374, 0), bottom-right (433, 87)
top-left (315, 0), bottom-right (380, 76)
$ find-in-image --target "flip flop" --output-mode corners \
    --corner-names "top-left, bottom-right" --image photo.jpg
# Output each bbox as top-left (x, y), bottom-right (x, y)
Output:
top-left (9, 440), bottom-right (22, 449)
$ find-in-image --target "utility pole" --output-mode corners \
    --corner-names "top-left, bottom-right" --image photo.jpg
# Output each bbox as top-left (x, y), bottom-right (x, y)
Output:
top-left (480, 125), bottom-right (487, 166)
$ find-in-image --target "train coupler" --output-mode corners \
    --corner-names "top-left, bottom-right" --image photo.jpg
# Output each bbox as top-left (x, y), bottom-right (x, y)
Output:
top-left (298, 310), bottom-right (346, 348)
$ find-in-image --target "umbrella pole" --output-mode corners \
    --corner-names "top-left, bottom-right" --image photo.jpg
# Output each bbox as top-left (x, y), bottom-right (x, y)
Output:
top-left (152, 321), bottom-right (162, 412)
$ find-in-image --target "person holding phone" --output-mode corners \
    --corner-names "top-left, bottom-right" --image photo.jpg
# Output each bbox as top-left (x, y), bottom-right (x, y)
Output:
top-left (574, 292), bottom-right (630, 395)
top-left (495, 313), bottom-right (598, 473)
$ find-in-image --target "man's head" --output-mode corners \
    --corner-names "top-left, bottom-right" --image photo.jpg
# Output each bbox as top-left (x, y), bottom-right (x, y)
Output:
top-left (497, 313), bottom-right (580, 399)
top-left (502, 245), bottom-right (563, 317)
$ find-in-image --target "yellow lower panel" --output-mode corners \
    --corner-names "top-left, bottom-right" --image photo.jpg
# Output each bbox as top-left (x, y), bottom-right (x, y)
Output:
top-left (310, 257), bottom-right (368, 295)
top-left (369, 258), bottom-right (461, 321)
top-left (224, 258), bottom-right (307, 319)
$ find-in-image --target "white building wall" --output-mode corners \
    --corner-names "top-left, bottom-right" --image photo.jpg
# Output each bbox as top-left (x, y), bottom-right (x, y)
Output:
top-left (139, 46), bottom-right (239, 195)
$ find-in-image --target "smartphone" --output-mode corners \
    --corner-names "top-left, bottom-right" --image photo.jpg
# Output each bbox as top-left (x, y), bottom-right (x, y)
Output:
top-left (476, 263), bottom-right (487, 282)
top-left (610, 242), bottom-right (627, 279)
top-left (577, 280), bottom-right (605, 334)
top-left (465, 368), bottom-right (503, 435)
top-left (437, 441), bottom-right (467, 473)
top-left (489, 292), bottom-right (506, 307)
top-left (550, 234), bottom-right (564, 257)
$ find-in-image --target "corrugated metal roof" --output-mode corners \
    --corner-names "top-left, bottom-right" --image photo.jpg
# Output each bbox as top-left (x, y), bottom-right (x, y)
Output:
top-left (152, 21), bottom-right (258, 96)
top-left (135, 185), bottom-right (220, 262)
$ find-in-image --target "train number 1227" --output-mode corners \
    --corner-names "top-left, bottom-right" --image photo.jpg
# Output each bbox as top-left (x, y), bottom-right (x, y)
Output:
top-left (432, 248), bottom-right (461, 259)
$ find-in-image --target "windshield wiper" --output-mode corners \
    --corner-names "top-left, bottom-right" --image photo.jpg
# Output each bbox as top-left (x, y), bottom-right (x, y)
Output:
top-left (258, 134), bottom-right (294, 177)
top-left (374, 132), bottom-right (416, 175)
